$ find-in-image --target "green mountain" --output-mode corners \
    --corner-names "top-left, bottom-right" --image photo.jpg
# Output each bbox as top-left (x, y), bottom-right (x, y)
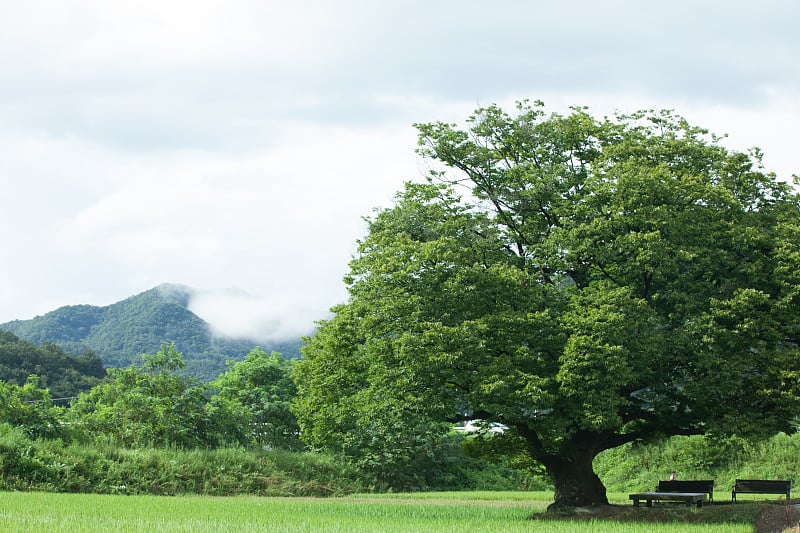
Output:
top-left (0, 329), bottom-right (106, 400)
top-left (1, 284), bottom-right (302, 381)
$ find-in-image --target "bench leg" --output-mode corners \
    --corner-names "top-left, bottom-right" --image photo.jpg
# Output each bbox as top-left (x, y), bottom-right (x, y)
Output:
top-left (646, 500), bottom-right (652, 507)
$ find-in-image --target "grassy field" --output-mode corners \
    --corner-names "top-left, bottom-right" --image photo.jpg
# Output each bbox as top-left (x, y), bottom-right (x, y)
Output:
top-left (0, 491), bottom-right (770, 532)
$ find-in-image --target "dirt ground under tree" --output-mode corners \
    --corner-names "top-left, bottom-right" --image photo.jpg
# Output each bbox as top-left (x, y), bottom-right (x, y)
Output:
top-left (530, 500), bottom-right (800, 533)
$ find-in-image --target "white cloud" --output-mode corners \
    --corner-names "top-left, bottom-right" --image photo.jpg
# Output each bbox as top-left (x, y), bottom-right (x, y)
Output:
top-left (4, 122), bottom-right (419, 334)
top-left (1, 0), bottom-right (798, 336)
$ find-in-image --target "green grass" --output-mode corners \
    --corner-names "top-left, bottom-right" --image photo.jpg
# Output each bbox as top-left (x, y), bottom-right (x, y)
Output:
top-left (0, 491), bottom-right (759, 532)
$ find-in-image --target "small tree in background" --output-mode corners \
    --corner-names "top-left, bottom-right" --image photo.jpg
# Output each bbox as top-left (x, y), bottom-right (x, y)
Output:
top-left (0, 376), bottom-right (64, 439)
top-left (69, 342), bottom-right (247, 448)
top-left (213, 347), bottom-right (301, 450)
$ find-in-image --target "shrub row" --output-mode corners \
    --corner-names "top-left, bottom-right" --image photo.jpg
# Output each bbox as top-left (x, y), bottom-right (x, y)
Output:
top-left (0, 423), bottom-right (361, 496)
top-left (6, 420), bottom-right (799, 497)
top-left (0, 424), bottom-right (537, 495)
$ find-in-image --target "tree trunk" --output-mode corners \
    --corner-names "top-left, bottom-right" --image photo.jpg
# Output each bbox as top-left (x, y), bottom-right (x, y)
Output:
top-left (542, 452), bottom-right (609, 510)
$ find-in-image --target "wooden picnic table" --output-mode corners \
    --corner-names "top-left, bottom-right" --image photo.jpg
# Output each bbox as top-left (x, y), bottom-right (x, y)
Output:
top-left (629, 491), bottom-right (707, 508)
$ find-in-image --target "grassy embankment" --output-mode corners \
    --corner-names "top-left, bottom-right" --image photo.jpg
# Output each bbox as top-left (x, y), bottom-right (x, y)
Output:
top-left (4, 424), bottom-right (800, 497)
top-left (595, 432), bottom-right (800, 496)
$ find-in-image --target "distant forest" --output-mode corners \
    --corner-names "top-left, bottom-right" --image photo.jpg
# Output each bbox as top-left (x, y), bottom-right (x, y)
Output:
top-left (0, 330), bottom-right (106, 399)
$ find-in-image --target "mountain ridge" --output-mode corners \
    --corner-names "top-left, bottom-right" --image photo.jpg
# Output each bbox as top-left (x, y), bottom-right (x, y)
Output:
top-left (1, 284), bottom-right (302, 381)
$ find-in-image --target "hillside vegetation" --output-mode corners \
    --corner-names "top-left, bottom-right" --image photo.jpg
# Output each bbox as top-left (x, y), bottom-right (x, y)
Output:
top-left (1, 284), bottom-right (302, 380)
top-left (0, 330), bottom-right (105, 399)
top-left (594, 433), bottom-right (800, 496)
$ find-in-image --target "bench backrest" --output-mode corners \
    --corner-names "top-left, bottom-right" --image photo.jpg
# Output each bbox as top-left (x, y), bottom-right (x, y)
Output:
top-left (733, 479), bottom-right (791, 495)
top-left (657, 479), bottom-right (714, 498)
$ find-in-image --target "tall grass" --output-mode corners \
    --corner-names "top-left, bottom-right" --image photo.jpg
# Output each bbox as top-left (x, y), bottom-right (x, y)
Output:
top-left (0, 424), bottom-right (361, 496)
top-left (0, 424), bottom-right (527, 495)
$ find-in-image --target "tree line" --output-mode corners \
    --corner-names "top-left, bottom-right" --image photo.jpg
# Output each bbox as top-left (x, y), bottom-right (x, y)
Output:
top-left (0, 340), bottom-right (526, 493)
top-left (0, 341), bottom-right (300, 450)
top-left (0, 330), bottom-right (105, 400)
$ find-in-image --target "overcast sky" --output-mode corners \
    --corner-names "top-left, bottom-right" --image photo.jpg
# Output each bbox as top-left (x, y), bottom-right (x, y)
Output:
top-left (1, 1), bottom-right (798, 341)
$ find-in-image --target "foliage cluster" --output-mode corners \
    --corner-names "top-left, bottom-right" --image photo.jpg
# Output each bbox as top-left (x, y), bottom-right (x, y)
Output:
top-left (0, 334), bottom-right (538, 493)
top-left (0, 330), bottom-right (105, 399)
top-left (68, 343), bottom-right (244, 448)
top-left (0, 342), bottom-right (538, 494)
top-left (0, 341), bottom-right (302, 448)
top-left (0, 377), bottom-right (64, 439)
top-left (61, 343), bottom-right (304, 450)
top-left (212, 348), bottom-right (303, 451)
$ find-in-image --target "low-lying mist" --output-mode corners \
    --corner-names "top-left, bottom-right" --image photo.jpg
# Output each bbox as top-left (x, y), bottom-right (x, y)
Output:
top-left (187, 287), bottom-right (321, 343)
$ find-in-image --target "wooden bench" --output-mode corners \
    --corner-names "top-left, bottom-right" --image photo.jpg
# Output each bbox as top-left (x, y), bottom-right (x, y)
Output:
top-left (629, 491), bottom-right (706, 508)
top-left (657, 480), bottom-right (715, 502)
top-left (732, 479), bottom-right (791, 502)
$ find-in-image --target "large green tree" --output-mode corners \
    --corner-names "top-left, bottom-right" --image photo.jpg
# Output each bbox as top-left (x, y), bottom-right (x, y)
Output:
top-left (294, 102), bottom-right (800, 508)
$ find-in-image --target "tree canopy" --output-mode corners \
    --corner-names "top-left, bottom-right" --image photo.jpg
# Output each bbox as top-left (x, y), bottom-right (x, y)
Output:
top-left (69, 343), bottom-right (247, 448)
top-left (0, 329), bottom-right (106, 400)
top-left (213, 347), bottom-right (301, 450)
top-left (293, 101), bottom-right (800, 508)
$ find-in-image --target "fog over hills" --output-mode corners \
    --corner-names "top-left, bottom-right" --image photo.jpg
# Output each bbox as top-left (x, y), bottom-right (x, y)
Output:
top-left (1, 283), bottom-right (305, 381)
top-left (185, 285), bottom-right (322, 342)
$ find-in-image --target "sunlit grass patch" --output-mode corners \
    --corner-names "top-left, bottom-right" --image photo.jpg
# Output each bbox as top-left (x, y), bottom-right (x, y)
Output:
top-left (0, 490), bottom-right (783, 532)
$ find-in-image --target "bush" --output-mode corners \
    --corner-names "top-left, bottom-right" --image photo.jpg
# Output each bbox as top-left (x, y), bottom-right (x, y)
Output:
top-left (0, 429), bottom-right (362, 496)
